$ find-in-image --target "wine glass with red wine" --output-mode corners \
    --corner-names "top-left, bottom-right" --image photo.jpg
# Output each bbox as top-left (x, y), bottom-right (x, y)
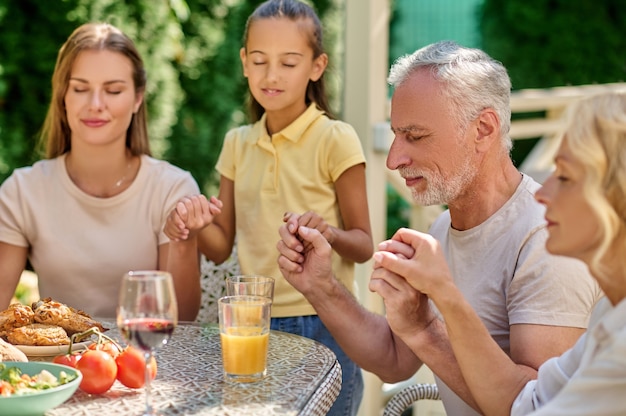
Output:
top-left (117, 271), bottom-right (177, 415)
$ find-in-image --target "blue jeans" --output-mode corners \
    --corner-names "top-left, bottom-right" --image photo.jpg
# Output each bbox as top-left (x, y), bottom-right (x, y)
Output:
top-left (271, 315), bottom-right (363, 416)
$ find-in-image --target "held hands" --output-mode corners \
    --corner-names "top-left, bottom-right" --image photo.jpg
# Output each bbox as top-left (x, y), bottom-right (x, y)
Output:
top-left (163, 195), bottom-right (223, 242)
top-left (370, 228), bottom-right (453, 337)
top-left (374, 228), bottom-right (453, 297)
top-left (283, 211), bottom-right (335, 252)
top-left (276, 223), bottom-right (334, 296)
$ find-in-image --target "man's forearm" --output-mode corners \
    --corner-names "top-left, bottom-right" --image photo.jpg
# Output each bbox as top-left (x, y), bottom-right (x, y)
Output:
top-left (306, 278), bottom-right (422, 382)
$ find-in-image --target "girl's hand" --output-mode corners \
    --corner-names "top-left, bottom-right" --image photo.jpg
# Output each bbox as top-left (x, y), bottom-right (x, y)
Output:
top-left (165, 195), bottom-right (223, 241)
top-left (281, 212), bottom-right (304, 254)
top-left (276, 225), bottom-right (334, 296)
top-left (294, 211), bottom-right (335, 245)
top-left (164, 210), bottom-right (189, 241)
top-left (283, 211), bottom-right (335, 254)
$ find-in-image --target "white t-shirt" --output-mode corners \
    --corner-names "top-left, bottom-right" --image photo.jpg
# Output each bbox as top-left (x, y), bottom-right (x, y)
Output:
top-left (512, 297), bottom-right (626, 415)
top-left (0, 154), bottom-right (199, 318)
top-left (429, 173), bottom-right (603, 416)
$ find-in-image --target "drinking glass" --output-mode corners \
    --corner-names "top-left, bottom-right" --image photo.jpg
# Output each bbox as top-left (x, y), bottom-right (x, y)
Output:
top-left (225, 275), bottom-right (275, 301)
top-left (218, 295), bottom-right (271, 383)
top-left (117, 271), bottom-right (178, 415)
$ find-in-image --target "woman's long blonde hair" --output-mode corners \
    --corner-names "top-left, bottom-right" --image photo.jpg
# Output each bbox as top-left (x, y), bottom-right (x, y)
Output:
top-left (39, 22), bottom-right (150, 158)
top-left (564, 92), bottom-right (626, 280)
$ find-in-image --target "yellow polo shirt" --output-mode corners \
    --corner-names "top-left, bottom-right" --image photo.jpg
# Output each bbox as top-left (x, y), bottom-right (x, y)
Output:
top-left (216, 103), bottom-right (366, 317)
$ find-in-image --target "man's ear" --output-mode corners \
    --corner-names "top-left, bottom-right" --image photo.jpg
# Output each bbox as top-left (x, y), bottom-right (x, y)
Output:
top-left (474, 108), bottom-right (500, 152)
top-left (239, 47), bottom-right (248, 78)
top-left (310, 53), bottom-right (328, 82)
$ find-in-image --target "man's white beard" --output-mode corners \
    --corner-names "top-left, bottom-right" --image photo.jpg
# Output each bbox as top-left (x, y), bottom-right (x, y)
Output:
top-left (401, 156), bottom-right (476, 206)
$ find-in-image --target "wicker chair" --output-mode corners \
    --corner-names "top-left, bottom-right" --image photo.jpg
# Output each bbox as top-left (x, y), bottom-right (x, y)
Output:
top-left (383, 383), bottom-right (441, 416)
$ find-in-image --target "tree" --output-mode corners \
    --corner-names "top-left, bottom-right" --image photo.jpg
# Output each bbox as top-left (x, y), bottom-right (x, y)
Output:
top-left (481, 0), bottom-right (626, 89)
top-left (0, 0), bottom-right (186, 180)
top-left (0, 0), bottom-right (77, 178)
top-left (480, 0), bottom-right (626, 167)
top-left (165, 0), bottom-right (256, 194)
top-left (166, 0), bottom-right (338, 193)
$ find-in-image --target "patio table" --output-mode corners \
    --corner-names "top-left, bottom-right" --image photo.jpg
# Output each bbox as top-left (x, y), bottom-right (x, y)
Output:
top-left (38, 322), bottom-right (342, 415)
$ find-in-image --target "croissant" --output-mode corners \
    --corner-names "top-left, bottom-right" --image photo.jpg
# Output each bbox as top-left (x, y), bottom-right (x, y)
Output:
top-left (5, 323), bottom-right (70, 346)
top-left (32, 298), bottom-right (104, 335)
top-left (0, 303), bottom-right (34, 337)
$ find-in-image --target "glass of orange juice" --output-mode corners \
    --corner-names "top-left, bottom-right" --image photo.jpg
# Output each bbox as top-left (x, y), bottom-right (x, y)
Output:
top-left (218, 295), bottom-right (271, 383)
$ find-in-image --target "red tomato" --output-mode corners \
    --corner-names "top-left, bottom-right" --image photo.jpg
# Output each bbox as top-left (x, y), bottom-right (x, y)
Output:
top-left (88, 340), bottom-right (121, 358)
top-left (53, 353), bottom-right (82, 368)
top-left (115, 346), bottom-right (157, 389)
top-left (76, 350), bottom-right (118, 394)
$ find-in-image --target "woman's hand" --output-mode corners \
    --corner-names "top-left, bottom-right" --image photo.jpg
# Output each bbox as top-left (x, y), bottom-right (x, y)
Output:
top-left (164, 195), bottom-right (222, 241)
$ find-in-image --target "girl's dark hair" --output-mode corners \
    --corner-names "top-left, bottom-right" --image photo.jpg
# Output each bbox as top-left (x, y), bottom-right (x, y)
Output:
top-left (242, 0), bottom-right (334, 121)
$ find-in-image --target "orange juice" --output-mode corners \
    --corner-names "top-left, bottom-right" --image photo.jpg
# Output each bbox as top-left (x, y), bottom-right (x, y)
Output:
top-left (220, 326), bottom-right (269, 381)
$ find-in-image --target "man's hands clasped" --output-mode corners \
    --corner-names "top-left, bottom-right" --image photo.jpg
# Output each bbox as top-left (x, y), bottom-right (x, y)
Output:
top-left (372, 228), bottom-right (455, 338)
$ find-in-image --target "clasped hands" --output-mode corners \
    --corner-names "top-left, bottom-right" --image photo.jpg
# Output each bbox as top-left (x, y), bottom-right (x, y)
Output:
top-left (163, 194), bottom-right (223, 241)
top-left (277, 223), bottom-right (454, 337)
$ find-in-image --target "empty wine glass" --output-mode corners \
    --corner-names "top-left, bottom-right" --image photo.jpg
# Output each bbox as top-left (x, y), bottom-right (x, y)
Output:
top-left (117, 271), bottom-right (178, 415)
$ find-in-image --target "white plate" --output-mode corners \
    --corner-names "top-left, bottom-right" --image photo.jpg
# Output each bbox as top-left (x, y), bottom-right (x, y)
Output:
top-left (13, 340), bottom-right (93, 357)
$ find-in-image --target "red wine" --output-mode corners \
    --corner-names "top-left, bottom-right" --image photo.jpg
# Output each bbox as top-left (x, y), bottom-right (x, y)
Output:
top-left (120, 318), bottom-right (175, 351)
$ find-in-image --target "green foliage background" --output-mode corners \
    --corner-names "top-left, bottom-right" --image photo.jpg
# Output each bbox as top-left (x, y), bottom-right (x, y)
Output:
top-left (0, 0), bottom-right (335, 193)
top-left (481, 0), bottom-right (626, 89)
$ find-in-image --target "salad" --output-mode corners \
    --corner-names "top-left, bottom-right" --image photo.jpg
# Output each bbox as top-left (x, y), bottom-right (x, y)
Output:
top-left (0, 363), bottom-right (78, 397)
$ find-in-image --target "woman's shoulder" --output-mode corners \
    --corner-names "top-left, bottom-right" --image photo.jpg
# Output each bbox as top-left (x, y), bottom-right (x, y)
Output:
top-left (142, 155), bottom-right (185, 171)
top-left (140, 156), bottom-right (194, 182)
top-left (138, 156), bottom-right (199, 194)
top-left (5, 158), bottom-right (59, 182)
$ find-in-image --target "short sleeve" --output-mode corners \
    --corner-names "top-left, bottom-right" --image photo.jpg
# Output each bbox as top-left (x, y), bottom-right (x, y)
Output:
top-left (508, 226), bottom-right (602, 328)
top-left (215, 128), bottom-right (239, 181)
top-left (324, 121), bottom-right (366, 182)
top-left (0, 171), bottom-right (30, 247)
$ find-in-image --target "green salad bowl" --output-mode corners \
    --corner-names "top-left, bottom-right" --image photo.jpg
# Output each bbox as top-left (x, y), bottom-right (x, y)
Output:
top-left (0, 361), bottom-right (82, 416)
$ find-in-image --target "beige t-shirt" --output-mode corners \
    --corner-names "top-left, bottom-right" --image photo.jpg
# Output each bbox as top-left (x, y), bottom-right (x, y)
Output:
top-left (429, 173), bottom-right (603, 416)
top-left (0, 154), bottom-right (199, 318)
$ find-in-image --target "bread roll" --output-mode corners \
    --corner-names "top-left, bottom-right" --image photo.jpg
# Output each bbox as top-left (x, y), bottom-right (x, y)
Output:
top-left (0, 337), bottom-right (28, 362)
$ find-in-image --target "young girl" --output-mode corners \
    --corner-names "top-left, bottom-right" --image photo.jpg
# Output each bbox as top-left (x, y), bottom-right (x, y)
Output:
top-left (374, 92), bottom-right (626, 415)
top-left (0, 23), bottom-right (202, 321)
top-left (165, 0), bottom-right (373, 414)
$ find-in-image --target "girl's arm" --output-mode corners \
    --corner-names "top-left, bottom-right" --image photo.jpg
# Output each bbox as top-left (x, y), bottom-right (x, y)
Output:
top-left (330, 163), bottom-right (373, 263)
top-left (197, 175), bottom-right (236, 264)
